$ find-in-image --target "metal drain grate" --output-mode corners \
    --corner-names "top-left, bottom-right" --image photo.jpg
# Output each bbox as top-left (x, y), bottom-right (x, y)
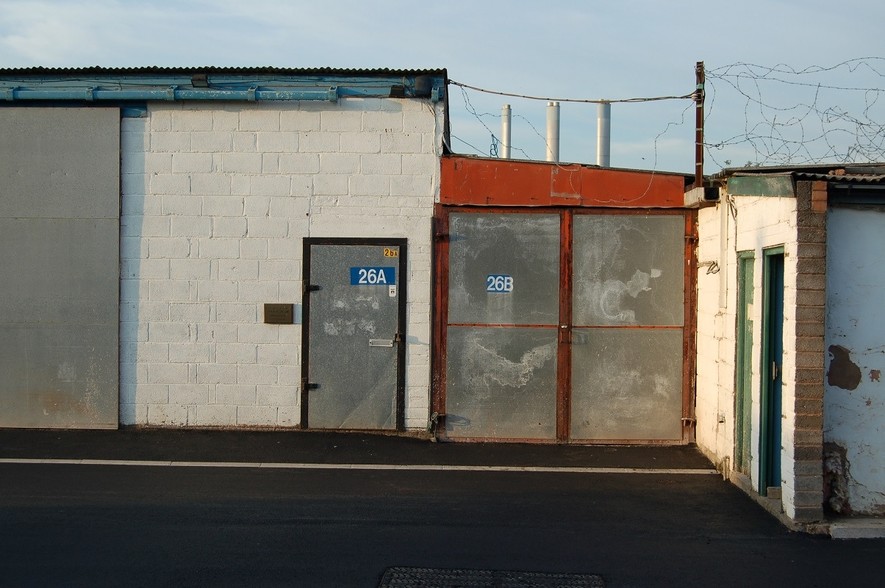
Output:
top-left (378, 567), bottom-right (605, 587)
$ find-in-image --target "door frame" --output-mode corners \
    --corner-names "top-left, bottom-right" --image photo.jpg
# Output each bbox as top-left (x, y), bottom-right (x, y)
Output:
top-left (301, 237), bottom-right (408, 431)
top-left (734, 251), bottom-right (755, 474)
top-left (432, 205), bottom-right (696, 444)
top-left (759, 246), bottom-right (785, 493)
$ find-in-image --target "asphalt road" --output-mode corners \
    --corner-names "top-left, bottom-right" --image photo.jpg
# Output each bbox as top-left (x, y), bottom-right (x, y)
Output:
top-left (2, 461), bottom-right (884, 587)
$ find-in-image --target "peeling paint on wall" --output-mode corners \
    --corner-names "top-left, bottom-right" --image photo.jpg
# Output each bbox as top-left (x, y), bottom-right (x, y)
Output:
top-left (823, 442), bottom-right (852, 515)
top-left (827, 345), bottom-right (862, 390)
top-left (870, 369), bottom-right (880, 383)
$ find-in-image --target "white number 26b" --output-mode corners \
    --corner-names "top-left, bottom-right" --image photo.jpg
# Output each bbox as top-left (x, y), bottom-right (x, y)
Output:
top-left (486, 275), bottom-right (513, 292)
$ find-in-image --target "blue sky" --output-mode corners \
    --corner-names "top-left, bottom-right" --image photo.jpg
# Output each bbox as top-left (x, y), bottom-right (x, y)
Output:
top-left (2, 0), bottom-right (883, 173)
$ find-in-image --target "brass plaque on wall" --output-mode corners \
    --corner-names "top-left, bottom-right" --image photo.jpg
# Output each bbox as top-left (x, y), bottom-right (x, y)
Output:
top-left (264, 303), bottom-right (294, 324)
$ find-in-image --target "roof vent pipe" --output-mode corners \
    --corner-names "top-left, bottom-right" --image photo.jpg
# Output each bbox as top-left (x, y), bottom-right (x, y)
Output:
top-left (501, 104), bottom-right (511, 159)
top-left (597, 102), bottom-right (611, 167)
top-left (546, 101), bottom-right (560, 162)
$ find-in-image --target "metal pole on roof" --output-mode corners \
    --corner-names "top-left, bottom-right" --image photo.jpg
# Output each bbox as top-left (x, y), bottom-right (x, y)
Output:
top-left (596, 101), bottom-right (611, 167)
top-left (695, 61), bottom-right (705, 188)
top-left (501, 104), bottom-right (512, 159)
top-left (546, 101), bottom-right (560, 162)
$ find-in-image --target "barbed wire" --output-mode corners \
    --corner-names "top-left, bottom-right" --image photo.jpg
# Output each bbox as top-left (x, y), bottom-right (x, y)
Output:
top-left (705, 58), bottom-right (885, 168)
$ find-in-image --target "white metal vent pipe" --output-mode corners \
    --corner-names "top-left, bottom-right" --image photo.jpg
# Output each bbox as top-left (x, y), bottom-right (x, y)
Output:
top-left (597, 102), bottom-right (611, 167)
top-left (546, 101), bottom-right (560, 162)
top-left (501, 104), bottom-right (511, 159)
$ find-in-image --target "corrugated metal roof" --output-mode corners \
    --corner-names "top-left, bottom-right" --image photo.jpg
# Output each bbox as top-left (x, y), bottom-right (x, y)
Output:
top-left (716, 163), bottom-right (885, 185)
top-left (0, 66), bottom-right (447, 78)
top-left (793, 171), bottom-right (885, 184)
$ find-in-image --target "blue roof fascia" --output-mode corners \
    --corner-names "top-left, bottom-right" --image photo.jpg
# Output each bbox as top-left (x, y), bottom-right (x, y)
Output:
top-left (0, 72), bottom-right (446, 104)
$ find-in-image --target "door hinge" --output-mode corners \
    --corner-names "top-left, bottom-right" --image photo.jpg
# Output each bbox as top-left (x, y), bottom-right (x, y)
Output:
top-left (301, 378), bottom-right (319, 391)
top-left (302, 282), bottom-right (322, 295)
top-left (772, 362), bottom-right (780, 381)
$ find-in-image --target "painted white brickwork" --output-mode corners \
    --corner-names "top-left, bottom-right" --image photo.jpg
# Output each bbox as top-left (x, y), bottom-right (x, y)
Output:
top-left (120, 98), bottom-right (444, 429)
top-left (696, 196), bottom-right (802, 517)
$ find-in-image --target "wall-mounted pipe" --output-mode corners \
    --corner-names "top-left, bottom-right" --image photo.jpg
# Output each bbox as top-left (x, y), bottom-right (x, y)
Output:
top-left (501, 104), bottom-right (511, 159)
top-left (596, 102), bottom-right (611, 167)
top-left (2, 86), bottom-right (341, 102)
top-left (546, 101), bottom-right (560, 162)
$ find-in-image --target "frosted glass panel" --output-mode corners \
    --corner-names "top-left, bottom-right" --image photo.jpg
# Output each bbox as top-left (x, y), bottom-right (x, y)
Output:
top-left (448, 213), bottom-right (560, 325)
top-left (573, 215), bottom-right (683, 326)
top-left (446, 326), bottom-right (557, 439)
top-left (570, 328), bottom-right (683, 440)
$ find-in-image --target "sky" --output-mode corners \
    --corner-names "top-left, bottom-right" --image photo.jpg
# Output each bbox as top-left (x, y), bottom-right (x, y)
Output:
top-left (1, 0), bottom-right (884, 173)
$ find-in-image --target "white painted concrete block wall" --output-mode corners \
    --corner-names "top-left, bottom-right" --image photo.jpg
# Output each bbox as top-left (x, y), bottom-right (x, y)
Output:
top-left (120, 98), bottom-right (444, 429)
top-left (695, 196), bottom-right (801, 514)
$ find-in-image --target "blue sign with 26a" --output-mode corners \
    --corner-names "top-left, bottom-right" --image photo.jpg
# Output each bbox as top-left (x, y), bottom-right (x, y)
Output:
top-left (350, 267), bottom-right (396, 285)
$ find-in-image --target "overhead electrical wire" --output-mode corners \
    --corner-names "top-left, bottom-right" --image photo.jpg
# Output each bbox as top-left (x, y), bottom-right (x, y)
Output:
top-left (449, 79), bottom-right (696, 104)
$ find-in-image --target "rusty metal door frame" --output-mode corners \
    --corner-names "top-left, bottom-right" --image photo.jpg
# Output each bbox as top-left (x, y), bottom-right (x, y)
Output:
top-left (432, 205), bottom-right (696, 444)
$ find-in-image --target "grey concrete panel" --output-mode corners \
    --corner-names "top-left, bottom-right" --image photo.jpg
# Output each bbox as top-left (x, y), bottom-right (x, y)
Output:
top-left (0, 107), bottom-right (119, 428)
top-left (0, 107), bottom-right (119, 219)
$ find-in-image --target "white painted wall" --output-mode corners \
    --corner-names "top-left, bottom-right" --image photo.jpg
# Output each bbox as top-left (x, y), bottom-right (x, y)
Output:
top-left (696, 194), bottom-right (802, 516)
top-left (825, 207), bottom-right (885, 515)
top-left (119, 98), bottom-right (444, 429)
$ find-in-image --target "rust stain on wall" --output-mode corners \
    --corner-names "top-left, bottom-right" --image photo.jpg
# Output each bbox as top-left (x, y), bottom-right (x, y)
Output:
top-left (827, 345), bottom-right (862, 390)
top-left (870, 369), bottom-right (880, 382)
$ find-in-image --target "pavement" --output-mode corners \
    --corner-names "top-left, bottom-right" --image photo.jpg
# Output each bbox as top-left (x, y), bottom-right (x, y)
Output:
top-left (1, 426), bottom-right (883, 539)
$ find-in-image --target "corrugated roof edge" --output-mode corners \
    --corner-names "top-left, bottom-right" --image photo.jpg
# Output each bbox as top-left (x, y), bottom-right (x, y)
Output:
top-left (0, 66), bottom-right (447, 77)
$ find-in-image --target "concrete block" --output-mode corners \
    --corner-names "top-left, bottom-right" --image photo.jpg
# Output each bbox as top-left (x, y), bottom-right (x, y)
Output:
top-left (237, 364), bottom-right (278, 385)
top-left (233, 132), bottom-right (257, 152)
top-left (151, 132), bottom-right (191, 153)
top-left (172, 152), bottom-right (214, 174)
top-left (262, 153), bottom-right (280, 174)
top-left (257, 385), bottom-right (297, 406)
top-left (350, 175), bottom-right (390, 199)
top-left (149, 237), bottom-right (192, 259)
top-left (218, 259), bottom-right (260, 281)
top-left (169, 302), bottom-right (211, 323)
top-left (247, 217), bottom-right (289, 238)
top-left (196, 364), bottom-right (237, 384)
top-left (238, 281), bottom-right (280, 303)
top-left (320, 153), bottom-right (361, 174)
top-left (320, 110), bottom-right (362, 132)
top-left (171, 216), bottom-right (213, 237)
top-left (172, 110), bottom-right (213, 132)
top-left (216, 302), bottom-right (259, 323)
top-left (198, 238), bottom-right (240, 259)
top-left (301, 132), bottom-right (339, 153)
top-left (238, 324), bottom-right (280, 344)
top-left (278, 366), bottom-right (299, 386)
top-left (237, 405), bottom-right (279, 426)
top-left (190, 131), bottom-right (232, 153)
top-left (120, 279), bottom-right (149, 302)
top-left (149, 322), bottom-right (192, 343)
top-left (259, 260), bottom-right (298, 281)
top-left (240, 239), bottom-right (269, 260)
top-left (121, 173), bottom-right (150, 197)
top-left (340, 132), bottom-right (380, 153)
top-left (148, 362), bottom-right (189, 384)
top-left (362, 154), bottom-right (402, 175)
top-left (122, 258), bottom-right (170, 280)
top-left (162, 195), bottom-right (202, 217)
top-left (211, 217), bottom-right (248, 238)
top-left (257, 131), bottom-right (299, 153)
top-left (216, 343), bottom-right (257, 364)
top-left (381, 133), bottom-right (422, 154)
top-left (147, 403), bottom-right (189, 426)
top-left (390, 174), bottom-right (432, 197)
top-left (169, 384), bottom-right (209, 404)
top-left (266, 238), bottom-right (300, 260)
top-left (202, 196), bottom-right (243, 217)
top-left (216, 384), bottom-right (257, 405)
top-left (239, 109), bottom-right (280, 132)
top-left (278, 405), bottom-right (299, 426)
top-left (151, 173), bottom-right (191, 195)
top-left (250, 175), bottom-right (291, 197)
top-left (280, 109), bottom-right (321, 131)
top-left (363, 110), bottom-right (404, 132)
top-left (279, 153), bottom-right (320, 174)
top-left (196, 323), bottom-right (238, 343)
top-left (258, 344), bottom-right (297, 365)
top-left (170, 259), bottom-right (212, 280)
top-left (312, 175), bottom-right (348, 196)
top-left (194, 405), bottom-right (238, 427)
top-left (213, 110), bottom-right (239, 131)
top-left (222, 152), bottom-right (263, 174)
top-left (403, 111), bottom-right (434, 133)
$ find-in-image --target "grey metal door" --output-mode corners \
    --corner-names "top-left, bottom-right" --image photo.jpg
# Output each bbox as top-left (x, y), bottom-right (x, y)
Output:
top-left (302, 239), bottom-right (406, 430)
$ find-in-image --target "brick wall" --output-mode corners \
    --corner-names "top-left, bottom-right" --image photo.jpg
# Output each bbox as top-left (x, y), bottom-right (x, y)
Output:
top-left (120, 99), bottom-right (443, 429)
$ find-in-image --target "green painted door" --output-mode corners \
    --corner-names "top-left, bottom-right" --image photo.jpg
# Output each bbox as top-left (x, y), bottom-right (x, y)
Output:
top-left (735, 252), bottom-right (754, 475)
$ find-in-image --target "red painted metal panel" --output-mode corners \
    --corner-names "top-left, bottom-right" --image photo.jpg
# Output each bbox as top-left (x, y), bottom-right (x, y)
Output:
top-left (440, 156), bottom-right (689, 208)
